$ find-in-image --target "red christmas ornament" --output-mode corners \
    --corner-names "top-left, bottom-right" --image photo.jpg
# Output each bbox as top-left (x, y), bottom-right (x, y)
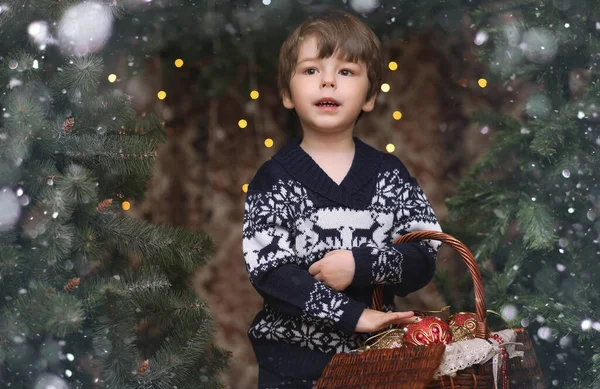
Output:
top-left (448, 312), bottom-right (477, 330)
top-left (448, 312), bottom-right (478, 341)
top-left (403, 316), bottom-right (452, 346)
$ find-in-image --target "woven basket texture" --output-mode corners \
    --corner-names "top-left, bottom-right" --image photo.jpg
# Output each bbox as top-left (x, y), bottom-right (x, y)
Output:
top-left (316, 344), bottom-right (445, 389)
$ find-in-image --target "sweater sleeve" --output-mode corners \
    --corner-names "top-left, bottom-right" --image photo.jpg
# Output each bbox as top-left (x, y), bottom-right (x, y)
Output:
top-left (243, 185), bottom-right (366, 334)
top-left (349, 173), bottom-right (442, 296)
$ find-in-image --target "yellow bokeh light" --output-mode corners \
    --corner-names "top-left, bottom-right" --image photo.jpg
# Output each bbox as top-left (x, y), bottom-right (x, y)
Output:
top-left (478, 78), bottom-right (488, 88)
top-left (388, 61), bottom-right (398, 71)
top-left (157, 91), bottom-right (167, 100)
top-left (175, 59), bottom-right (184, 68)
top-left (385, 144), bottom-right (396, 153)
top-left (393, 111), bottom-right (402, 120)
top-left (250, 90), bottom-right (260, 100)
top-left (264, 138), bottom-right (274, 148)
top-left (381, 83), bottom-right (391, 93)
top-left (122, 201), bottom-right (131, 211)
top-left (238, 119), bottom-right (248, 128)
top-left (242, 184), bottom-right (249, 193)
top-left (108, 74), bottom-right (117, 83)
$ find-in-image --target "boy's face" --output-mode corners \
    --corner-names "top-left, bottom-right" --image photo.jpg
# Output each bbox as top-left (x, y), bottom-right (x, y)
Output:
top-left (282, 35), bottom-right (376, 134)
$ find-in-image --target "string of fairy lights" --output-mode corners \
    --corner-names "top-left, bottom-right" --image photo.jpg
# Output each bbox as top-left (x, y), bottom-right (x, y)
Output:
top-left (106, 58), bottom-right (489, 197)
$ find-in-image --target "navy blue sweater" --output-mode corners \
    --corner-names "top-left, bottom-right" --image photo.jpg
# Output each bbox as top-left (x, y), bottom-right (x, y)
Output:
top-left (243, 137), bottom-right (441, 388)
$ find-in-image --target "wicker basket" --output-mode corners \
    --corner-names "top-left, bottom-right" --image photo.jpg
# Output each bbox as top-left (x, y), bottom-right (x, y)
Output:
top-left (317, 344), bottom-right (445, 389)
top-left (315, 231), bottom-right (545, 389)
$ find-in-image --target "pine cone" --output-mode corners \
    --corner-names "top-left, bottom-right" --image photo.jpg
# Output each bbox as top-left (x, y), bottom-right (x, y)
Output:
top-left (137, 360), bottom-right (149, 375)
top-left (62, 117), bottom-right (75, 133)
top-left (96, 198), bottom-right (113, 212)
top-left (44, 287), bottom-right (57, 297)
top-left (63, 277), bottom-right (81, 292)
top-left (569, 68), bottom-right (592, 100)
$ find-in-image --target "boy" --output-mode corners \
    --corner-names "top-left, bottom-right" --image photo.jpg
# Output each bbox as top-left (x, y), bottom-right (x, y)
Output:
top-left (242, 10), bottom-right (442, 389)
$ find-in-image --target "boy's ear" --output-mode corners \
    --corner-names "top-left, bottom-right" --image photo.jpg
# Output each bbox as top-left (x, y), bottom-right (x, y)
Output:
top-left (282, 91), bottom-right (295, 109)
top-left (362, 93), bottom-right (377, 112)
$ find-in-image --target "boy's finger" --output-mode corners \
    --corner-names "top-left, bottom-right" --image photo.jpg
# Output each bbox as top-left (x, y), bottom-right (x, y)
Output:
top-left (308, 261), bottom-right (321, 275)
top-left (323, 250), bottom-right (338, 258)
top-left (395, 311), bottom-right (414, 319)
top-left (313, 272), bottom-right (324, 282)
top-left (380, 312), bottom-right (416, 328)
top-left (397, 317), bottom-right (420, 325)
top-left (382, 314), bottom-right (402, 328)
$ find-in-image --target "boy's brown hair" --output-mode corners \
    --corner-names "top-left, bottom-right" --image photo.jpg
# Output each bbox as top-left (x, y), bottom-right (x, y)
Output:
top-left (278, 10), bottom-right (383, 102)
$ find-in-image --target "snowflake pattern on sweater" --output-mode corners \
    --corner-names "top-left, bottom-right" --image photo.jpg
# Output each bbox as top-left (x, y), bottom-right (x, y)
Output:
top-left (243, 141), bottom-right (441, 355)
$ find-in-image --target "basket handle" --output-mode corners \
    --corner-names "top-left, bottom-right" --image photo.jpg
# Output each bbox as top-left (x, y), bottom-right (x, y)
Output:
top-left (371, 230), bottom-right (489, 339)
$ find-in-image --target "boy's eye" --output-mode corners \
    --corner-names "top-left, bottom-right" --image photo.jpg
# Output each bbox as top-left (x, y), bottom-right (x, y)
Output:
top-left (304, 68), bottom-right (317, 75)
top-left (340, 69), bottom-right (354, 76)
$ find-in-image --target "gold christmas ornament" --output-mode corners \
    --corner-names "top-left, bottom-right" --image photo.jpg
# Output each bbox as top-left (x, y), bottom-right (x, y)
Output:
top-left (363, 328), bottom-right (407, 350)
top-left (448, 312), bottom-right (478, 341)
top-left (449, 324), bottom-right (476, 342)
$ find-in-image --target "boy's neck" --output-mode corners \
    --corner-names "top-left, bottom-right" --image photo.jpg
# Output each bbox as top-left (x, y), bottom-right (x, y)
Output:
top-left (300, 131), bottom-right (355, 154)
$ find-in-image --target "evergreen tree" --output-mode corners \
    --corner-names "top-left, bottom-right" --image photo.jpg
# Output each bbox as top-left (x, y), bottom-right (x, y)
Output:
top-left (448, 1), bottom-right (600, 387)
top-left (104, 0), bottom-right (475, 100)
top-left (0, 1), bottom-right (227, 388)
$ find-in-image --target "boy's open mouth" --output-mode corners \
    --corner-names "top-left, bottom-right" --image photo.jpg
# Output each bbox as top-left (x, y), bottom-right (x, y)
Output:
top-left (315, 98), bottom-right (340, 107)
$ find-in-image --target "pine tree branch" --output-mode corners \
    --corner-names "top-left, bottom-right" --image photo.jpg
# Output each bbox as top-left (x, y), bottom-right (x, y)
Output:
top-left (95, 212), bottom-right (214, 275)
top-left (470, 110), bottom-right (525, 176)
top-left (6, 282), bottom-right (84, 337)
top-left (58, 134), bottom-right (158, 177)
top-left (31, 220), bottom-right (76, 266)
top-left (21, 160), bottom-right (60, 195)
top-left (0, 161), bottom-right (21, 187)
top-left (473, 215), bottom-right (511, 260)
top-left (56, 164), bottom-right (99, 206)
top-left (112, 266), bottom-right (172, 301)
top-left (50, 55), bottom-right (103, 103)
top-left (0, 244), bottom-right (29, 291)
top-left (515, 199), bottom-right (556, 250)
top-left (78, 91), bottom-right (137, 135)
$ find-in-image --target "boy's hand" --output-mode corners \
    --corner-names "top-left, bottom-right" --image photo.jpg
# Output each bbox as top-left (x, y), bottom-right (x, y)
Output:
top-left (355, 309), bottom-right (418, 333)
top-left (308, 250), bottom-right (355, 291)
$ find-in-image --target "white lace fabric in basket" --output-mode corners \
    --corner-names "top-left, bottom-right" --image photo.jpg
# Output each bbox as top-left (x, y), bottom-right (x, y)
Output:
top-left (434, 329), bottom-right (523, 388)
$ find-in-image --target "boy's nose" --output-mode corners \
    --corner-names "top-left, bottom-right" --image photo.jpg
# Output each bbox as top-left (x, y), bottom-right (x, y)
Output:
top-left (321, 79), bottom-right (336, 89)
top-left (321, 72), bottom-right (336, 89)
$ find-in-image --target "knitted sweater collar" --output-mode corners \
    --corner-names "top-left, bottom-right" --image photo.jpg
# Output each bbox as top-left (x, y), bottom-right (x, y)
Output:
top-left (272, 137), bottom-right (382, 207)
